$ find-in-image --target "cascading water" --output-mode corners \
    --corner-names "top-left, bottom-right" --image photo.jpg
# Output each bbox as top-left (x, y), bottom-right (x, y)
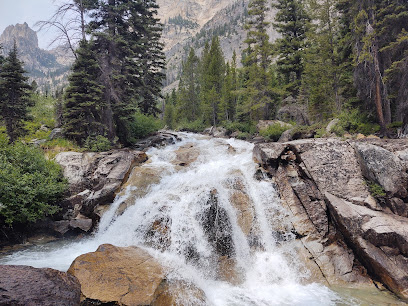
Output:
top-left (1, 133), bottom-right (349, 305)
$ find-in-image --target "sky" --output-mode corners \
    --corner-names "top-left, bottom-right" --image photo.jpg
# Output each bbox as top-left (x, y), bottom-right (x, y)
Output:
top-left (0, 0), bottom-right (63, 49)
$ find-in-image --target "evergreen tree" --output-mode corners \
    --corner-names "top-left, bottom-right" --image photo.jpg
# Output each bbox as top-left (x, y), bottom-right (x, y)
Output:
top-left (273, 0), bottom-right (310, 96)
top-left (200, 36), bottom-right (225, 126)
top-left (63, 40), bottom-right (105, 145)
top-left (242, 0), bottom-right (278, 121)
top-left (178, 48), bottom-right (201, 121)
top-left (303, 0), bottom-right (342, 121)
top-left (0, 42), bottom-right (32, 142)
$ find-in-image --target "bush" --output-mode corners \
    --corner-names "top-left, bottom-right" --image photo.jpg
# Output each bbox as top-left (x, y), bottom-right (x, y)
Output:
top-left (84, 135), bottom-right (112, 152)
top-left (0, 134), bottom-right (67, 225)
top-left (332, 110), bottom-right (380, 136)
top-left (129, 113), bottom-right (163, 142)
top-left (259, 123), bottom-right (291, 142)
top-left (223, 121), bottom-right (257, 135)
top-left (366, 180), bottom-right (386, 198)
top-left (176, 119), bottom-right (207, 133)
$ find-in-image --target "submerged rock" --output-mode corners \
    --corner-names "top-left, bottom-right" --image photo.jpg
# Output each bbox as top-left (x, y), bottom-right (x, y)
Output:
top-left (254, 138), bottom-right (408, 300)
top-left (68, 244), bottom-right (166, 305)
top-left (151, 280), bottom-right (207, 306)
top-left (0, 265), bottom-right (80, 306)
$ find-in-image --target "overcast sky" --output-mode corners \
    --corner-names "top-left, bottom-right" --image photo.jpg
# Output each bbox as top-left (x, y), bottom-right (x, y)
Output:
top-left (0, 0), bottom-right (63, 49)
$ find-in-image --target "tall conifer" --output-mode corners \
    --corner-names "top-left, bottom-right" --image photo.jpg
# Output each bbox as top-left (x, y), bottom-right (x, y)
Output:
top-left (0, 43), bottom-right (32, 142)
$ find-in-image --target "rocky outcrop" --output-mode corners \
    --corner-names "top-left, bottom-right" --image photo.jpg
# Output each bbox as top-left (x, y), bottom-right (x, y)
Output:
top-left (54, 149), bottom-right (148, 234)
top-left (0, 265), bottom-right (80, 305)
top-left (68, 244), bottom-right (166, 305)
top-left (254, 138), bottom-right (408, 300)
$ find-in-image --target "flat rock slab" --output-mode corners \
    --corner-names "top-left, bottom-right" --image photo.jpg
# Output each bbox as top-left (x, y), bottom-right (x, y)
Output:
top-left (68, 244), bottom-right (166, 305)
top-left (0, 265), bottom-right (80, 306)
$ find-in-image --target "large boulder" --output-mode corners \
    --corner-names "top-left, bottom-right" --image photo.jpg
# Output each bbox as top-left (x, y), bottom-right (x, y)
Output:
top-left (0, 265), bottom-right (80, 306)
top-left (353, 142), bottom-right (408, 198)
top-left (55, 149), bottom-right (148, 228)
top-left (68, 244), bottom-right (166, 305)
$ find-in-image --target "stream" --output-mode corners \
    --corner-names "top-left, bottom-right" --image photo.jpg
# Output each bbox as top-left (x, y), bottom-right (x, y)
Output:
top-left (0, 133), bottom-right (404, 305)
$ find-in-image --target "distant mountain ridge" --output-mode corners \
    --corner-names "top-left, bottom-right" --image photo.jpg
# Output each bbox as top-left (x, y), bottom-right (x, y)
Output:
top-left (0, 23), bottom-right (74, 93)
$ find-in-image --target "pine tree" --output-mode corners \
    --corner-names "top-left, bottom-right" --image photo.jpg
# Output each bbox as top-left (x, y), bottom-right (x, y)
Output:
top-left (178, 48), bottom-right (201, 121)
top-left (0, 42), bottom-right (32, 142)
top-left (63, 40), bottom-right (105, 145)
top-left (242, 0), bottom-right (278, 121)
top-left (303, 0), bottom-right (342, 121)
top-left (273, 0), bottom-right (310, 96)
top-left (200, 36), bottom-right (225, 126)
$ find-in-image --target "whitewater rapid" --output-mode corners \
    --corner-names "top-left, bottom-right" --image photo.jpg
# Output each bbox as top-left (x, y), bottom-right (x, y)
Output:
top-left (1, 133), bottom-right (346, 305)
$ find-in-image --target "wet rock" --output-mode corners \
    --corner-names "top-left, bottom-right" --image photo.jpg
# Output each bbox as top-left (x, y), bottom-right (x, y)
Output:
top-left (217, 256), bottom-right (243, 285)
top-left (200, 190), bottom-right (235, 257)
top-left (213, 127), bottom-right (227, 138)
top-left (151, 280), bottom-right (207, 306)
top-left (55, 149), bottom-right (148, 223)
top-left (132, 132), bottom-right (180, 151)
top-left (69, 218), bottom-right (93, 232)
top-left (68, 244), bottom-right (166, 305)
top-left (173, 143), bottom-right (199, 167)
top-left (254, 138), bottom-right (408, 298)
top-left (0, 265), bottom-right (80, 306)
top-left (326, 193), bottom-right (408, 300)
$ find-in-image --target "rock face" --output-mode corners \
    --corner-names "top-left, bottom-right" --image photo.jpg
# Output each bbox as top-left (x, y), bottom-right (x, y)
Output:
top-left (68, 244), bottom-right (166, 305)
top-left (0, 265), bottom-right (80, 306)
top-left (54, 149), bottom-right (148, 233)
top-left (0, 23), bottom-right (73, 92)
top-left (254, 138), bottom-right (408, 300)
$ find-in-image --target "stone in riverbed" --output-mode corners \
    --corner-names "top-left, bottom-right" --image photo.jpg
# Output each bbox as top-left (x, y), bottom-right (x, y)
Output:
top-left (68, 244), bottom-right (166, 305)
top-left (0, 265), bottom-right (80, 306)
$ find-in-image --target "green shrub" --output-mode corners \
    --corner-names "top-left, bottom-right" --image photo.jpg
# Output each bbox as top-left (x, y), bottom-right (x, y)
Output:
top-left (176, 119), bottom-right (207, 133)
top-left (259, 123), bottom-right (291, 142)
top-left (0, 135), bottom-right (67, 225)
top-left (332, 110), bottom-right (380, 136)
top-left (366, 180), bottom-right (386, 198)
top-left (223, 121), bottom-right (257, 135)
top-left (130, 113), bottom-right (163, 141)
top-left (84, 135), bottom-right (112, 152)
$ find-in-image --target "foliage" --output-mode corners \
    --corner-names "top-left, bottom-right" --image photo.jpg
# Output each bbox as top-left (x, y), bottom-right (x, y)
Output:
top-left (331, 110), bottom-right (380, 136)
top-left (0, 134), bottom-right (67, 225)
top-left (176, 119), bottom-right (207, 133)
top-left (84, 135), bottom-right (112, 152)
top-left (366, 180), bottom-right (386, 198)
top-left (63, 39), bottom-right (105, 145)
top-left (259, 123), bottom-right (291, 142)
top-left (223, 121), bottom-right (257, 135)
top-left (0, 42), bottom-right (33, 142)
top-left (129, 113), bottom-right (163, 142)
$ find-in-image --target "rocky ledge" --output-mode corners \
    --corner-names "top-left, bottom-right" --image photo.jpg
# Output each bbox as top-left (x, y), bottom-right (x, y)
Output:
top-left (254, 138), bottom-right (408, 300)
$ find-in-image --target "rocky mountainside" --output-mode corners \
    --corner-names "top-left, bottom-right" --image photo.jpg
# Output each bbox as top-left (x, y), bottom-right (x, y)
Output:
top-left (0, 23), bottom-right (74, 93)
top-left (160, 0), bottom-right (279, 90)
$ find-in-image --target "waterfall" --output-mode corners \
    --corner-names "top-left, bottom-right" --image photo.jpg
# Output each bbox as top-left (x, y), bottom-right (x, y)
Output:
top-left (0, 133), bottom-right (343, 305)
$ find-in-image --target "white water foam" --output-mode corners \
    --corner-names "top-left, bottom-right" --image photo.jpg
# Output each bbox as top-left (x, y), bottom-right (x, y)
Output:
top-left (0, 133), bottom-right (343, 305)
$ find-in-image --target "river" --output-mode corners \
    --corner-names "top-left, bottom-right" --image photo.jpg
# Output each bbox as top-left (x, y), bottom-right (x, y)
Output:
top-left (0, 133), bottom-right (404, 305)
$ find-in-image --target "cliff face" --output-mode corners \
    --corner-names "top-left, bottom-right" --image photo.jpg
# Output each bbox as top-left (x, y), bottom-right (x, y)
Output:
top-left (0, 23), bottom-right (73, 92)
